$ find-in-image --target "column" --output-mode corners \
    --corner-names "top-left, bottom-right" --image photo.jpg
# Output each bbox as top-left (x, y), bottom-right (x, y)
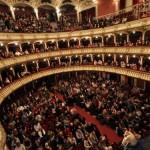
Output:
top-left (10, 6), bottom-right (15, 20)
top-left (18, 43), bottom-right (22, 52)
top-left (89, 37), bottom-right (92, 45)
top-left (67, 39), bottom-right (70, 48)
top-left (140, 56), bottom-right (143, 66)
top-left (47, 59), bottom-right (50, 67)
top-left (44, 42), bottom-right (47, 50)
top-left (56, 7), bottom-right (61, 21)
top-left (5, 44), bottom-right (9, 54)
top-left (0, 73), bottom-right (2, 81)
top-left (68, 56), bottom-right (71, 64)
top-left (32, 42), bottom-right (35, 50)
top-left (95, 5), bottom-right (98, 17)
top-left (80, 55), bottom-right (83, 63)
top-left (114, 54), bottom-right (116, 62)
top-left (23, 64), bottom-right (28, 72)
top-left (102, 54), bottom-right (105, 62)
top-left (126, 55), bottom-right (129, 64)
top-left (77, 10), bottom-right (80, 22)
top-left (101, 36), bottom-right (104, 46)
top-left (114, 0), bottom-right (120, 12)
top-left (36, 61), bottom-right (39, 71)
top-left (142, 31), bottom-right (146, 42)
top-left (58, 57), bottom-right (61, 65)
top-left (56, 40), bottom-right (59, 49)
top-left (10, 67), bottom-right (15, 76)
top-left (34, 8), bottom-right (39, 20)
top-left (91, 54), bottom-right (93, 62)
top-left (78, 38), bottom-right (81, 46)
top-left (113, 34), bottom-right (117, 44)
top-left (127, 33), bottom-right (130, 43)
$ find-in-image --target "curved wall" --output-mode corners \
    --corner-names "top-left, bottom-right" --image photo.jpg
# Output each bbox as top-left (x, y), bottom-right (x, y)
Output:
top-left (0, 46), bottom-right (150, 70)
top-left (0, 65), bottom-right (150, 104)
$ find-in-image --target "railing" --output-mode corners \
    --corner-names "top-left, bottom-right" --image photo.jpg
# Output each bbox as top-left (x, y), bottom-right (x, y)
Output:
top-left (0, 65), bottom-right (150, 105)
top-left (0, 46), bottom-right (150, 70)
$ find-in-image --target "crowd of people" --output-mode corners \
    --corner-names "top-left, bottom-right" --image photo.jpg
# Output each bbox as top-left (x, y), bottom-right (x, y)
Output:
top-left (0, 37), bottom-right (150, 59)
top-left (0, 49), bottom-right (149, 90)
top-left (54, 72), bottom-right (150, 147)
top-left (1, 72), bottom-right (150, 149)
top-left (0, 1), bottom-right (150, 33)
top-left (1, 84), bottom-right (115, 150)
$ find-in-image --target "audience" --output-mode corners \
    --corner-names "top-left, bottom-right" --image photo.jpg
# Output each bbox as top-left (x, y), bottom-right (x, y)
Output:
top-left (1, 84), bottom-right (117, 150)
top-left (1, 72), bottom-right (150, 149)
top-left (0, 1), bottom-right (149, 33)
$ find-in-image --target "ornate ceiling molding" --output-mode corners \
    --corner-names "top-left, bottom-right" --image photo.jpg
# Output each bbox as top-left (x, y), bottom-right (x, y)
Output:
top-left (2, 0), bottom-right (97, 11)
top-left (0, 65), bottom-right (150, 104)
top-left (0, 47), bottom-right (149, 70)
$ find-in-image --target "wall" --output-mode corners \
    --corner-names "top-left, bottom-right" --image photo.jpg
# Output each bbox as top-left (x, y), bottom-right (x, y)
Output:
top-left (98, 0), bottom-right (116, 16)
top-left (133, 0), bottom-right (144, 4)
top-left (81, 7), bottom-right (96, 20)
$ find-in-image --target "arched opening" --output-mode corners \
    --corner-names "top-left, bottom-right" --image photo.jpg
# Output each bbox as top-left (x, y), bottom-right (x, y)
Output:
top-left (116, 34), bottom-right (127, 46)
top-left (26, 61), bottom-right (37, 73)
top-left (21, 42), bottom-right (33, 54)
top-left (50, 57), bottom-right (59, 68)
top-left (0, 1), bottom-right (12, 31)
top-left (116, 54), bottom-right (126, 67)
top-left (59, 4), bottom-right (77, 22)
top-left (34, 42), bottom-right (45, 52)
top-left (69, 39), bottom-right (79, 48)
top-left (60, 56), bottom-right (70, 66)
top-left (105, 54), bottom-right (113, 65)
top-left (38, 59), bottom-right (49, 70)
top-left (129, 31), bottom-right (142, 45)
top-left (104, 36), bottom-right (114, 46)
top-left (14, 3), bottom-right (34, 16)
top-left (0, 1), bottom-right (10, 13)
top-left (92, 36), bottom-right (102, 46)
top-left (14, 64), bottom-right (27, 79)
top-left (58, 4), bottom-right (77, 31)
top-left (82, 54), bottom-right (92, 65)
top-left (81, 38), bottom-right (90, 47)
top-left (8, 43), bottom-right (22, 56)
top-left (58, 40), bottom-right (68, 49)
top-left (1, 68), bottom-right (14, 85)
top-left (0, 44), bottom-right (7, 59)
top-left (129, 55), bottom-right (140, 70)
top-left (47, 41), bottom-right (57, 50)
top-left (71, 55), bottom-right (80, 65)
top-left (145, 30), bottom-right (150, 45)
top-left (38, 5), bottom-right (57, 22)
top-left (143, 56), bottom-right (150, 72)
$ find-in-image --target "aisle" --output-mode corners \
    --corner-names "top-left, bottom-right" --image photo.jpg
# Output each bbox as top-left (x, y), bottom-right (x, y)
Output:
top-left (74, 105), bottom-right (123, 144)
top-left (56, 93), bottom-right (123, 144)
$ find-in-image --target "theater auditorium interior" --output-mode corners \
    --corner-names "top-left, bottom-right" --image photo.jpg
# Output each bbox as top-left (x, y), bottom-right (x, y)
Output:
top-left (0, 0), bottom-right (150, 150)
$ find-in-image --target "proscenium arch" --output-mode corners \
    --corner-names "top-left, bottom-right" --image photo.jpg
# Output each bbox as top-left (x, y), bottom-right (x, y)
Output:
top-left (0, 65), bottom-right (150, 104)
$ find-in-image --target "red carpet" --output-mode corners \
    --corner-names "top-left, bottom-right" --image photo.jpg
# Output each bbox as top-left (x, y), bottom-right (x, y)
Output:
top-left (56, 93), bottom-right (123, 144)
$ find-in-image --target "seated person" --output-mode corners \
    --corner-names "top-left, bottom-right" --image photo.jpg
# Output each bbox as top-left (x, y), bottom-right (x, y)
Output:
top-left (122, 130), bottom-right (137, 147)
